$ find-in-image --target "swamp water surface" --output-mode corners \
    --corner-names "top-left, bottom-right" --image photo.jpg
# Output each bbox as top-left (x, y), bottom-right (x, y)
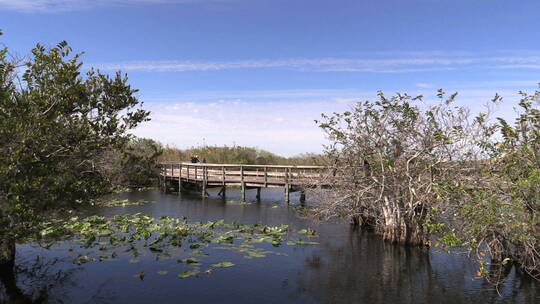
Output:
top-left (2, 189), bottom-right (539, 304)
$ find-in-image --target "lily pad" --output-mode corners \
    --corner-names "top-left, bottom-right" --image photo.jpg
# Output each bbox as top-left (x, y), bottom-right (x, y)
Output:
top-left (178, 269), bottom-right (200, 279)
top-left (211, 262), bottom-right (235, 268)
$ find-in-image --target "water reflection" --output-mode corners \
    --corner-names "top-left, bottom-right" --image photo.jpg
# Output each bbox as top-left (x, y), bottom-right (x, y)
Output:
top-left (291, 227), bottom-right (539, 304)
top-left (2, 189), bottom-right (539, 304)
top-left (0, 254), bottom-right (81, 303)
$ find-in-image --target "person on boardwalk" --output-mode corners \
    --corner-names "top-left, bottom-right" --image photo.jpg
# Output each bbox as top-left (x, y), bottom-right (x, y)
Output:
top-left (190, 155), bottom-right (200, 163)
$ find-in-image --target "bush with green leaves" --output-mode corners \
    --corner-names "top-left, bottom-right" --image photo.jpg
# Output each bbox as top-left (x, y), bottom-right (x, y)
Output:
top-left (440, 88), bottom-right (540, 281)
top-left (116, 138), bottom-right (163, 187)
top-left (0, 39), bottom-right (149, 268)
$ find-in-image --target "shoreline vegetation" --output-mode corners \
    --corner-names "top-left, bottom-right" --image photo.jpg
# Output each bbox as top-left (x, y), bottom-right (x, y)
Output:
top-left (314, 89), bottom-right (540, 284)
top-left (159, 145), bottom-right (326, 166)
top-left (0, 35), bottom-right (539, 300)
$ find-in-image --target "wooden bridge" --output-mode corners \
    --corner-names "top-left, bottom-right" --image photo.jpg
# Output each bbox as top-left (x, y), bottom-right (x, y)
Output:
top-left (159, 162), bottom-right (328, 204)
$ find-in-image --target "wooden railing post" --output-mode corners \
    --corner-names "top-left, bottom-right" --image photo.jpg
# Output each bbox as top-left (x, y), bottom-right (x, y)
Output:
top-left (264, 166), bottom-right (268, 187)
top-left (222, 166), bottom-right (225, 186)
top-left (241, 165), bottom-right (246, 202)
top-left (195, 165), bottom-right (198, 181)
top-left (284, 167), bottom-right (290, 204)
top-left (178, 163), bottom-right (182, 195)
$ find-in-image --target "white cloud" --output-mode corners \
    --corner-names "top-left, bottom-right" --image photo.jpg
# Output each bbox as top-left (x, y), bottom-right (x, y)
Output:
top-left (416, 83), bottom-right (434, 88)
top-left (92, 54), bottom-right (540, 74)
top-left (0, 0), bottom-right (209, 12)
top-left (133, 99), bottom-right (342, 156)
top-left (131, 85), bottom-right (537, 156)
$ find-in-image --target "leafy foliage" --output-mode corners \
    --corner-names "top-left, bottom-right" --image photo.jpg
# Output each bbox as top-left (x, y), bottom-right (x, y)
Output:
top-left (441, 88), bottom-right (540, 281)
top-left (97, 137), bottom-right (163, 188)
top-left (0, 41), bottom-right (149, 239)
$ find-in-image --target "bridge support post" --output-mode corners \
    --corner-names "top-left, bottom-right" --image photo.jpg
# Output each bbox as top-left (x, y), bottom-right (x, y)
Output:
top-left (163, 166), bottom-right (169, 193)
top-left (284, 167), bottom-right (290, 204)
top-left (300, 190), bottom-right (306, 204)
top-left (241, 182), bottom-right (246, 202)
top-left (256, 187), bottom-right (261, 201)
top-left (218, 186), bottom-right (226, 198)
top-left (240, 165), bottom-right (246, 202)
top-left (202, 166), bottom-right (208, 198)
top-left (159, 166), bottom-right (163, 192)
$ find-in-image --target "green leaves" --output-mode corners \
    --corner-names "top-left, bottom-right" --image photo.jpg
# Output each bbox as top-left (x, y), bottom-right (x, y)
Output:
top-left (211, 262), bottom-right (234, 268)
top-left (0, 40), bottom-right (150, 240)
top-left (178, 269), bottom-right (201, 279)
top-left (179, 257), bottom-right (200, 265)
top-left (298, 228), bottom-right (317, 236)
top-left (30, 212), bottom-right (319, 278)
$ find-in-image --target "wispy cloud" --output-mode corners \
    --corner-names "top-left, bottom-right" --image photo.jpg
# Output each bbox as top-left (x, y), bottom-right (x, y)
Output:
top-left (0, 0), bottom-right (209, 12)
top-left (141, 88), bottom-right (371, 103)
top-left (93, 54), bottom-right (540, 74)
top-left (498, 64), bottom-right (540, 70)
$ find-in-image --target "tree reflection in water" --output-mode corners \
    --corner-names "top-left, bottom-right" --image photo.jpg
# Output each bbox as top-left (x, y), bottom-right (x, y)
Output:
top-left (0, 251), bottom-right (100, 303)
top-left (290, 228), bottom-right (540, 304)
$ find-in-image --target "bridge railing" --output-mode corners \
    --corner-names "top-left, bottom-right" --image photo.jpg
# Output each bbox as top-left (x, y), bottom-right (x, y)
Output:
top-left (159, 162), bottom-right (328, 187)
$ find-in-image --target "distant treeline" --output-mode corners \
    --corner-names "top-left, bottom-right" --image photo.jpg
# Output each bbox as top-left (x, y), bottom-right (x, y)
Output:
top-left (159, 145), bottom-right (326, 166)
top-left (96, 142), bottom-right (325, 190)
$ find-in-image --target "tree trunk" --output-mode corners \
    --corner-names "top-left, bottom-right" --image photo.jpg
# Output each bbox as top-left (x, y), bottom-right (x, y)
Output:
top-left (379, 220), bottom-right (427, 246)
top-left (379, 197), bottom-right (427, 246)
top-left (0, 218), bottom-right (36, 303)
top-left (0, 236), bottom-right (15, 272)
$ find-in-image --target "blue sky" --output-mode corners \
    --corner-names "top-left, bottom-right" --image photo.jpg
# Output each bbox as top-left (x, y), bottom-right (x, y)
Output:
top-left (1, 0), bottom-right (540, 156)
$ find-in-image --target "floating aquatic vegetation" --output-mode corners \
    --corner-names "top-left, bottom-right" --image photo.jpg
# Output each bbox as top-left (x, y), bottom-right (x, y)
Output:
top-left (178, 269), bottom-right (201, 279)
top-left (293, 205), bottom-right (310, 216)
top-left (73, 255), bottom-right (95, 265)
top-left (91, 199), bottom-right (152, 207)
top-left (298, 228), bottom-right (318, 237)
top-left (179, 257), bottom-right (201, 266)
top-left (286, 239), bottom-right (319, 245)
top-left (34, 213), bottom-right (320, 279)
top-left (211, 262), bottom-right (234, 268)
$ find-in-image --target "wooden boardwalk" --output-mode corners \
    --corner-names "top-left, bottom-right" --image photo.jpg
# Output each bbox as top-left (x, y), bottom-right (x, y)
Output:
top-left (159, 162), bottom-right (328, 203)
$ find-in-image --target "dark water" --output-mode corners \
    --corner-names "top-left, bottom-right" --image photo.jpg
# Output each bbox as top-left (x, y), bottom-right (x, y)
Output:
top-left (2, 189), bottom-right (539, 304)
